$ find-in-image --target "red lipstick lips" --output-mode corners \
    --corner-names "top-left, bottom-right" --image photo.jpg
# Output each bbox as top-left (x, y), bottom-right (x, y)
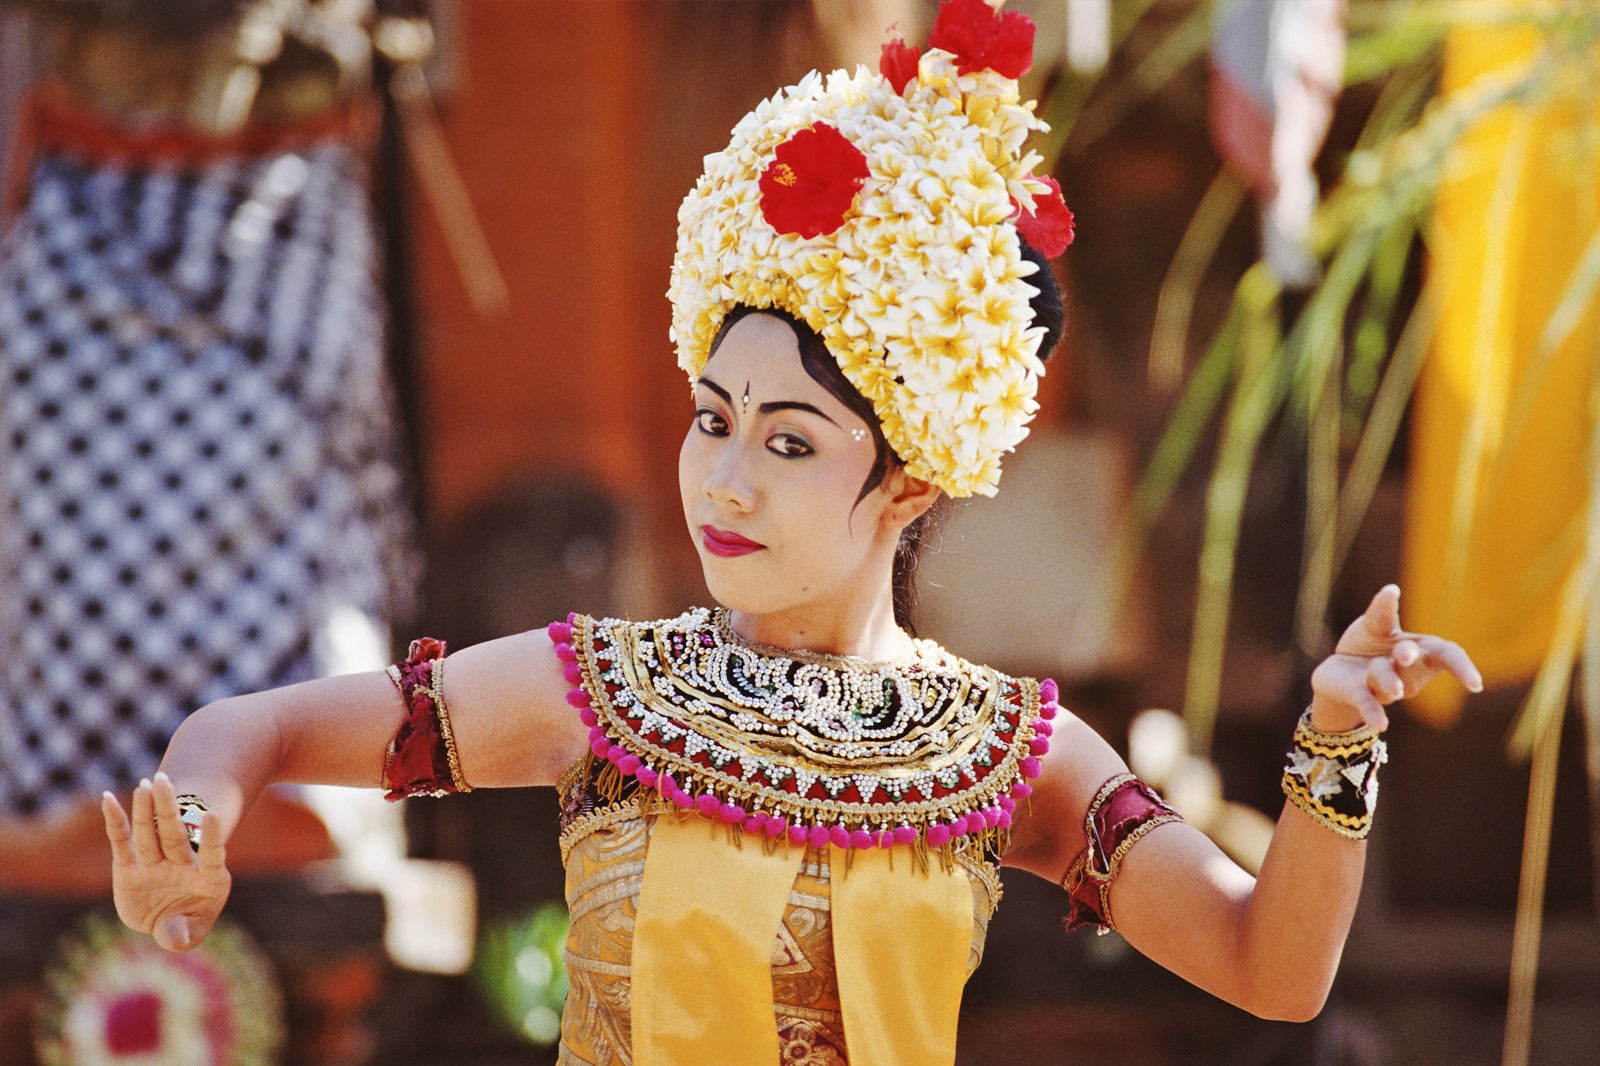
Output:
top-left (702, 526), bottom-right (764, 557)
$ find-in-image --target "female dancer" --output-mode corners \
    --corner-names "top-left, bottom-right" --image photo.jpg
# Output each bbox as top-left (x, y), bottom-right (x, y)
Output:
top-left (103, 2), bottom-right (1480, 1062)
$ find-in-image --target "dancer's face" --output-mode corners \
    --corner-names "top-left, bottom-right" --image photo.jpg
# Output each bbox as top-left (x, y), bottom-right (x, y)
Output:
top-left (679, 313), bottom-right (902, 620)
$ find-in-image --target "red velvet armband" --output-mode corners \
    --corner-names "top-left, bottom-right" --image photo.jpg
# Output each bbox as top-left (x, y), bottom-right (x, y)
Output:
top-left (1062, 773), bottom-right (1181, 933)
top-left (382, 637), bottom-right (471, 800)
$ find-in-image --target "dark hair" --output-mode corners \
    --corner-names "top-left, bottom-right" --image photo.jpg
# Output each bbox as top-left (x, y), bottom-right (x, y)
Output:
top-left (705, 239), bottom-right (1064, 634)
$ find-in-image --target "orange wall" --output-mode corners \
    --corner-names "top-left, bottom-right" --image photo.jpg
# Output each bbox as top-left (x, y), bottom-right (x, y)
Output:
top-left (413, 1), bottom-right (655, 535)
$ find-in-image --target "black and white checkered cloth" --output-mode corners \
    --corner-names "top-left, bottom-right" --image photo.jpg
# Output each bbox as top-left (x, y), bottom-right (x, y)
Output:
top-left (0, 141), bottom-right (418, 815)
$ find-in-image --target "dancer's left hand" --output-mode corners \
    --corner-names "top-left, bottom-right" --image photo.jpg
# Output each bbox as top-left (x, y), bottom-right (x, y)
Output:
top-left (1309, 584), bottom-right (1482, 732)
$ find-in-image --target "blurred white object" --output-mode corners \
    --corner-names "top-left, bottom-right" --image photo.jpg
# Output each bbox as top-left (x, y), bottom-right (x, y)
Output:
top-left (1066, 0), bottom-right (1110, 74)
top-left (379, 858), bottom-right (478, 975)
top-left (1128, 708), bottom-right (1187, 788)
top-left (315, 602), bottom-right (391, 679)
top-left (1164, 755), bottom-right (1224, 828)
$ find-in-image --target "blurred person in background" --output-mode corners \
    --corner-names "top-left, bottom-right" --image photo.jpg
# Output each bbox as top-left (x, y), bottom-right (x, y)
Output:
top-left (0, 1), bottom-right (422, 1060)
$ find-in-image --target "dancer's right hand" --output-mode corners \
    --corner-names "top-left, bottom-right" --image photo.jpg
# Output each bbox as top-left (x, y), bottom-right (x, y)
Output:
top-left (101, 772), bottom-right (231, 952)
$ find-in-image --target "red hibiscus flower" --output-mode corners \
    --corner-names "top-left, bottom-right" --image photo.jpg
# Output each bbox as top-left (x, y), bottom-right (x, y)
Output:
top-left (880, 31), bottom-right (922, 94)
top-left (928, 0), bottom-right (1035, 79)
top-left (759, 123), bottom-right (870, 238)
top-left (1013, 174), bottom-right (1075, 257)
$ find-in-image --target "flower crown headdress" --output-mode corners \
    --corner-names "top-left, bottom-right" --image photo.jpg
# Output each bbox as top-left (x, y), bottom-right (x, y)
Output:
top-left (670, 0), bottom-right (1073, 497)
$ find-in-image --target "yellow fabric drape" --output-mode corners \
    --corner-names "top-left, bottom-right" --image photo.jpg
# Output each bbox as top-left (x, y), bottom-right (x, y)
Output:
top-left (832, 847), bottom-right (971, 1066)
top-left (1403, 20), bottom-right (1600, 726)
top-left (631, 813), bottom-right (976, 1063)
top-left (632, 815), bottom-right (800, 1064)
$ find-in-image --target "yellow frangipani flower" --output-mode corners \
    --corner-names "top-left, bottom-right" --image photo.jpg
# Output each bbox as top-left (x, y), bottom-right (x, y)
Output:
top-left (669, 47), bottom-right (1061, 497)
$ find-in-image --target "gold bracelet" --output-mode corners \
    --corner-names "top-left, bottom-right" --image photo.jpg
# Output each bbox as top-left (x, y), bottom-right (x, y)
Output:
top-left (1281, 710), bottom-right (1387, 840)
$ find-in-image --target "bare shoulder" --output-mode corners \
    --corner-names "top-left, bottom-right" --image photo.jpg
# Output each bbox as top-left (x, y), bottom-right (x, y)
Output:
top-left (440, 627), bottom-right (589, 789)
top-left (1002, 706), bottom-right (1130, 882)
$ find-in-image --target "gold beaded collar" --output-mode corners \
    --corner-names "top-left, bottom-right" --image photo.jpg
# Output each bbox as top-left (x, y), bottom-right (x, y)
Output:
top-left (551, 608), bottom-right (1059, 856)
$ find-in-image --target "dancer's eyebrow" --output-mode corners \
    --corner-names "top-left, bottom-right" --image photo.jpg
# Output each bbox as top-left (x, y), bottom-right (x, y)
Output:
top-left (696, 378), bottom-right (839, 426)
top-left (757, 400), bottom-right (838, 426)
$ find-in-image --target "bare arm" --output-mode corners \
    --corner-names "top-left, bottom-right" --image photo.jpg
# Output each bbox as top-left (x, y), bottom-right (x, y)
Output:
top-left (1005, 585), bottom-right (1481, 1021)
top-left (103, 626), bottom-right (586, 951)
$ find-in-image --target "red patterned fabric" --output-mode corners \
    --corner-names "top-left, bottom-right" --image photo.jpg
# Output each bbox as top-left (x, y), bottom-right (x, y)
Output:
top-left (1063, 774), bottom-right (1181, 932)
top-left (382, 637), bottom-right (464, 800)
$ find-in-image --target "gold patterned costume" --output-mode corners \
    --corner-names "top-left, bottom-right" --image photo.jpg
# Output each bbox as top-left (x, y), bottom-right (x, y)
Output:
top-left (546, 609), bottom-right (1056, 1066)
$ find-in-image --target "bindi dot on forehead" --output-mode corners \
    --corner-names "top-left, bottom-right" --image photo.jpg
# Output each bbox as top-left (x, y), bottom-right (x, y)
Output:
top-left (741, 382), bottom-right (751, 408)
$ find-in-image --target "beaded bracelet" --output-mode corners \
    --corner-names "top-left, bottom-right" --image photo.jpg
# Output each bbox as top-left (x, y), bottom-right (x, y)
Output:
top-left (174, 794), bottom-right (211, 851)
top-left (1280, 710), bottom-right (1388, 839)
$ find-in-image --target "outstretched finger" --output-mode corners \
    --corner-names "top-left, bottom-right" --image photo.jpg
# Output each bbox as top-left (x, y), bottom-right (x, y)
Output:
top-left (101, 791), bottom-right (136, 867)
top-left (1417, 634), bottom-right (1484, 692)
top-left (150, 773), bottom-right (194, 865)
top-left (1359, 584), bottom-right (1403, 641)
top-left (129, 780), bottom-right (163, 865)
top-left (196, 810), bottom-right (227, 874)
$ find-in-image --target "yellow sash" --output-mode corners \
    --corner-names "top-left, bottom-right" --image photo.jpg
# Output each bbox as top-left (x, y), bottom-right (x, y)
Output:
top-left (632, 814), bottom-right (971, 1064)
top-left (833, 847), bottom-right (970, 1066)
